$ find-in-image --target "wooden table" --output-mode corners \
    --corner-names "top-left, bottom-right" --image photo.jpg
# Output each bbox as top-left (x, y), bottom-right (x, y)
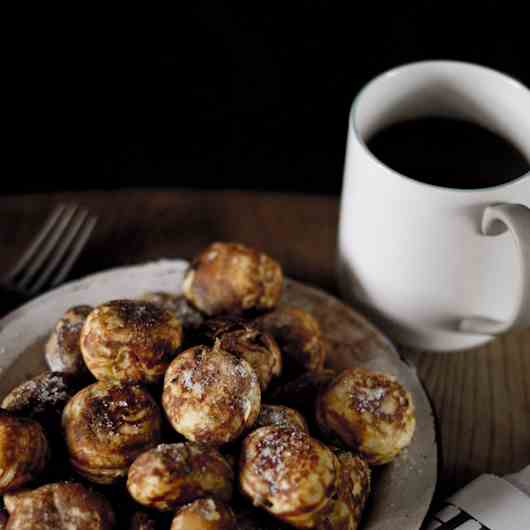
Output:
top-left (1, 190), bottom-right (529, 500)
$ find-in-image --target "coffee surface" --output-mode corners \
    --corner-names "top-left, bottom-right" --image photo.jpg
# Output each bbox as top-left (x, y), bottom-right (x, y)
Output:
top-left (366, 117), bottom-right (529, 189)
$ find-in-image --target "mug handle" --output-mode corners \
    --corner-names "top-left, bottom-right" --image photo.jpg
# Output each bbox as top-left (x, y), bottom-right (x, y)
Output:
top-left (459, 203), bottom-right (530, 336)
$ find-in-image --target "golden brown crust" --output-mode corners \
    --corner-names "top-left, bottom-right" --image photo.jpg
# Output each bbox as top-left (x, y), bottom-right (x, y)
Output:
top-left (62, 381), bottom-right (161, 484)
top-left (254, 405), bottom-right (308, 433)
top-left (0, 411), bottom-right (49, 494)
top-left (127, 443), bottom-right (233, 511)
top-left (182, 242), bottom-right (283, 316)
top-left (80, 300), bottom-right (183, 384)
top-left (171, 498), bottom-right (236, 530)
top-left (317, 450), bottom-right (371, 530)
top-left (239, 426), bottom-right (339, 528)
top-left (4, 482), bottom-right (115, 530)
top-left (202, 318), bottom-right (282, 391)
top-left (141, 292), bottom-right (204, 332)
top-left (45, 305), bottom-right (93, 376)
top-left (3, 489), bottom-right (33, 514)
top-left (316, 368), bottom-right (416, 465)
top-left (1, 371), bottom-right (78, 438)
top-left (255, 306), bottom-right (326, 377)
top-left (162, 346), bottom-right (261, 446)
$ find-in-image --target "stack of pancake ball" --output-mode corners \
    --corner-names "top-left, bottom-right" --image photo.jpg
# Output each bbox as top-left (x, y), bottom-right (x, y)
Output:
top-left (0, 242), bottom-right (416, 530)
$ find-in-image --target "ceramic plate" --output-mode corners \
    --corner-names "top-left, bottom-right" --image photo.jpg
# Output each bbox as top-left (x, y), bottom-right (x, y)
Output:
top-left (0, 260), bottom-right (437, 530)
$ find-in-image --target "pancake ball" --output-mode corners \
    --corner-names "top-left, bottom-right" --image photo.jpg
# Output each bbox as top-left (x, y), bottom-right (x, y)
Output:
top-left (240, 426), bottom-right (339, 528)
top-left (0, 411), bottom-right (49, 494)
top-left (319, 450), bottom-right (371, 530)
top-left (2, 489), bottom-right (31, 514)
top-left (80, 300), bottom-right (183, 384)
top-left (4, 482), bottom-right (115, 530)
top-left (127, 443), bottom-right (233, 511)
top-left (141, 292), bottom-right (204, 333)
top-left (203, 318), bottom-right (282, 391)
top-left (255, 306), bottom-right (326, 377)
top-left (1, 371), bottom-right (78, 441)
top-left (129, 512), bottom-right (158, 530)
top-left (254, 405), bottom-right (308, 433)
top-left (62, 381), bottom-right (161, 484)
top-left (316, 368), bottom-right (416, 465)
top-left (45, 305), bottom-right (93, 377)
top-left (162, 346), bottom-right (261, 446)
top-left (182, 242), bottom-right (283, 316)
top-left (171, 498), bottom-right (236, 530)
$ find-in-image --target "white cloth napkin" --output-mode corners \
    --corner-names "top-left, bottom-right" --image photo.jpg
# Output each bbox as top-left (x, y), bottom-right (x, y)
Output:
top-left (423, 466), bottom-right (530, 530)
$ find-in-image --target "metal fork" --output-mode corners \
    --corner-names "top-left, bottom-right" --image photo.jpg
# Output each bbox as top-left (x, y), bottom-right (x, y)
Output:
top-left (1, 204), bottom-right (97, 302)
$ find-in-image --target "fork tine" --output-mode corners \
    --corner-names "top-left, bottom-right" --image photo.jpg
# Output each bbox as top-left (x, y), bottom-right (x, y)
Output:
top-left (28, 209), bottom-right (89, 295)
top-left (16, 205), bottom-right (78, 291)
top-left (50, 215), bottom-right (97, 288)
top-left (3, 204), bottom-right (66, 281)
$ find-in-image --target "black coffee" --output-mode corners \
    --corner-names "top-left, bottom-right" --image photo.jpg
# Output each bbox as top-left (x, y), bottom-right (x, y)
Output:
top-left (366, 117), bottom-right (529, 189)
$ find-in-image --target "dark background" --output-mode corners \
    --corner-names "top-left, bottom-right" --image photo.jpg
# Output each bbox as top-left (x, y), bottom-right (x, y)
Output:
top-left (6, 2), bottom-right (529, 195)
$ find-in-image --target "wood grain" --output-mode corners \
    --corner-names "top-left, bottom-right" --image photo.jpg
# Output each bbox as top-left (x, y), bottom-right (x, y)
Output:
top-left (0, 189), bottom-right (528, 501)
top-left (0, 190), bottom-right (338, 293)
top-left (403, 329), bottom-right (530, 498)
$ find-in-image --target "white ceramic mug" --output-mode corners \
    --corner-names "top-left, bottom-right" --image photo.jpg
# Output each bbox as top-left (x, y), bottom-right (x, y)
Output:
top-left (338, 61), bottom-right (530, 351)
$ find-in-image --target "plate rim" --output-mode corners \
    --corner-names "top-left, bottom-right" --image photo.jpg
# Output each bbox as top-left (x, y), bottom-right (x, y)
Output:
top-left (0, 259), bottom-right (188, 330)
top-left (0, 259), bottom-right (437, 529)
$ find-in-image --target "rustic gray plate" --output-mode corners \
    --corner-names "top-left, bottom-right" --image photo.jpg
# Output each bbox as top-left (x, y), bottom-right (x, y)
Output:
top-left (0, 260), bottom-right (437, 530)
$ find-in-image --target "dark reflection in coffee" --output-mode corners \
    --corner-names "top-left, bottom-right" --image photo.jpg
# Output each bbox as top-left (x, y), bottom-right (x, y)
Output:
top-left (366, 117), bottom-right (529, 189)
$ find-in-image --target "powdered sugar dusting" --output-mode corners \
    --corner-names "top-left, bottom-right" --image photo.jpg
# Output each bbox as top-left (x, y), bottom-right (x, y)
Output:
top-left (257, 405), bottom-right (306, 431)
top-left (177, 348), bottom-right (257, 414)
top-left (108, 300), bottom-right (167, 330)
top-left (251, 427), bottom-right (314, 495)
top-left (180, 368), bottom-right (205, 398)
top-left (2, 372), bottom-right (73, 414)
top-left (351, 385), bottom-right (387, 414)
